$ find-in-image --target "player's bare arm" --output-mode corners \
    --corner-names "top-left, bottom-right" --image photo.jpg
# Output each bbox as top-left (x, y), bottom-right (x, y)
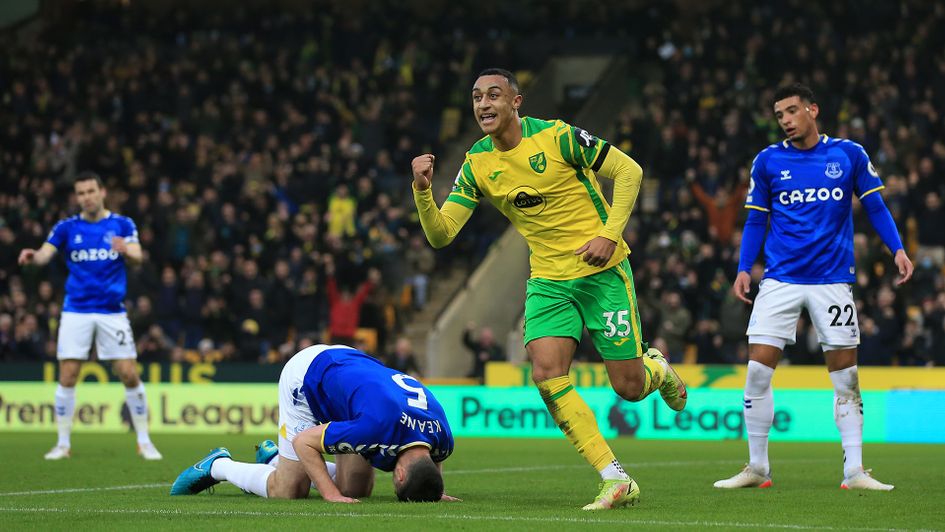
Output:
top-left (293, 425), bottom-right (359, 504)
top-left (112, 237), bottom-right (143, 265)
top-left (18, 242), bottom-right (57, 267)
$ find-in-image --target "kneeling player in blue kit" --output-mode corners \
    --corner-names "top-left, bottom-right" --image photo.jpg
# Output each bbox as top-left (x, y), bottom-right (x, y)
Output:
top-left (170, 345), bottom-right (457, 502)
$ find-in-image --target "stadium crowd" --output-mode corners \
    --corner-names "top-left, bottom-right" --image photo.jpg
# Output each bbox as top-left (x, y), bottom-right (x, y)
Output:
top-left (611, 1), bottom-right (945, 366)
top-left (1, 1), bottom-right (943, 368)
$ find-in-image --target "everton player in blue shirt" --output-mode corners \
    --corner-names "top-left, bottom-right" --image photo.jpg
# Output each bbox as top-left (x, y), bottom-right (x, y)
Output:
top-left (171, 344), bottom-right (458, 503)
top-left (18, 172), bottom-right (162, 460)
top-left (715, 84), bottom-right (913, 491)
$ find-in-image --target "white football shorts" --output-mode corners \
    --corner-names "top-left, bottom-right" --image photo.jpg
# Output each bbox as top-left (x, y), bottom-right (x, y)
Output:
top-left (277, 344), bottom-right (350, 461)
top-left (746, 279), bottom-right (860, 349)
top-left (57, 311), bottom-right (137, 360)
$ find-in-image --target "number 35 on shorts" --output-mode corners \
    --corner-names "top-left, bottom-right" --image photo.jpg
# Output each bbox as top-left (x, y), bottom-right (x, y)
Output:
top-left (602, 310), bottom-right (632, 337)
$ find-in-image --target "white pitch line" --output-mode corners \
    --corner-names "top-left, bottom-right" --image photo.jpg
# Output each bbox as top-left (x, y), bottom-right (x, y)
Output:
top-left (0, 458), bottom-right (835, 497)
top-left (0, 483), bottom-right (168, 497)
top-left (0, 507), bottom-right (935, 532)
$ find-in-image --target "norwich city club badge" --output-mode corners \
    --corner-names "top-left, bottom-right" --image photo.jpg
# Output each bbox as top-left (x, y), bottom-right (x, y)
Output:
top-left (529, 152), bottom-right (546, 173)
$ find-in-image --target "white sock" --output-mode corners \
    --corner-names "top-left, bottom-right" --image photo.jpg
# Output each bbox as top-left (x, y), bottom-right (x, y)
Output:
top-left (600, 460), bottom-right (630, 481)
top-left (210, 458), bottom-right (274, 498)
top-left (54, 385), bottom-right (76, 448)
top-left (744, 360), bottom-right (775, 476)
top-left (829, 366), bottom-right (863, 478)
top-left (268, 455), bottom-right (337, 481)
top-left (124, 383), bottom-right (152, 445)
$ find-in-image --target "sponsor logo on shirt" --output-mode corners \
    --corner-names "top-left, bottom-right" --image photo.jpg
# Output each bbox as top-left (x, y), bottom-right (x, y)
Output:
top-left (70, 248), bottom-right (120, 262)
top-left (778, 187), bottom-right (844, 205)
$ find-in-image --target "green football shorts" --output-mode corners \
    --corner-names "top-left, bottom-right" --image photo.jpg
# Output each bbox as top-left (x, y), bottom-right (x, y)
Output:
top-left (524, 259), bottom-right (643, 360)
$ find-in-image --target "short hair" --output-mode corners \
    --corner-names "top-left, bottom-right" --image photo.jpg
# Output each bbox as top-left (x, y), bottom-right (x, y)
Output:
top-left (772, 83), bottom-right (816, 106)
top-left (394, 456), bottom-right (443, 502)
top-left (477, 68), bottom-right (520, 95)
top-left (73, 171), bottom-right (104, 189)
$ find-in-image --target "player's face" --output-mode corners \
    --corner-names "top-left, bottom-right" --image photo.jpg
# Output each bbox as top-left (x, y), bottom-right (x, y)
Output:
top-left (773, 96), bottom-right (819, 141)
top-left (471, 75), bottom-right (522, 136)
top-left (74, 179), bottom-right (106, 215)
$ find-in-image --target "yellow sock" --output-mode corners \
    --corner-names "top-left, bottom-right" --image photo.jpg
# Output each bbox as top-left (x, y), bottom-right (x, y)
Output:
top-left (537, 376), bottom-right (616, 472)
top-left (637, 356), bottom-right (667, 401)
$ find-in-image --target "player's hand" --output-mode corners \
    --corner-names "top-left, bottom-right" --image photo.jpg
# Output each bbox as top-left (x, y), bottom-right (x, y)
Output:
top-left (411, 154), bottom-right (435, 191)
top-left (323, 494), bottom-right (360, 504)
top-left (574, 236), bottom-right (616, 267)
top-left (894, 249), bottom-right (914, 286)
top-left (111, 236), bottom-right (128, 255)
top-left (732, 271), bottom-right (753, 304)
top-left (440, 493), bottom-right (462, 502)
top-left (17, 249), bottom-right (36, 266)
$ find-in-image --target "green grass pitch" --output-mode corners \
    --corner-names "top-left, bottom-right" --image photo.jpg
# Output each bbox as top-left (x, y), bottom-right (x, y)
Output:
top-left (1, 433), bottom-right (942, 531)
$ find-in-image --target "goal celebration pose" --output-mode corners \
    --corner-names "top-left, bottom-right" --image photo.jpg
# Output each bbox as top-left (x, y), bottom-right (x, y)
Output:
top-left (411, 68), bottom-right (687, 510)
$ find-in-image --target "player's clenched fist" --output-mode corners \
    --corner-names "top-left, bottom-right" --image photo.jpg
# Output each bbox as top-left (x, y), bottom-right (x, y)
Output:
top-left (411, 154), bottom-right (435, 190)
top-left (18, 249), bottom-right (36, 266)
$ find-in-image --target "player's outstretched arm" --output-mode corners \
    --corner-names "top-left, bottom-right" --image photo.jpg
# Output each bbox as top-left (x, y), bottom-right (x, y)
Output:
top-left (18, 243), bottom-right (57, 267)
top-left (293, 426), bottom-right (359, 504)
top-left (411, 154), bottom-right (474, 248)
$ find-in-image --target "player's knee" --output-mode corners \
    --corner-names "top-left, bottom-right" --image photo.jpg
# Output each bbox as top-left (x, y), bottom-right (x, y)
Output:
top-left (612, 380), bottom-right (645, 402)
top-left (267, 476), bottom-right (309, 499)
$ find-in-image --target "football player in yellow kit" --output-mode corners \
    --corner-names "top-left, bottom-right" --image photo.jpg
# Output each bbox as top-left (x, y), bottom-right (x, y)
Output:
top-left (411, 68), bottom-right (688, 510)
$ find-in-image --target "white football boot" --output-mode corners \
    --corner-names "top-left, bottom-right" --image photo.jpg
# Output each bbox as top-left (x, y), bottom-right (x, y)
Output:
top-left (714, 464), bottom-right (772, 488)
top-left (44, 445), bottom-right (71, 460)
top-left (841, 468), bottom-right (894, 491)
top-left (138, 442), bottom-right (163, 461)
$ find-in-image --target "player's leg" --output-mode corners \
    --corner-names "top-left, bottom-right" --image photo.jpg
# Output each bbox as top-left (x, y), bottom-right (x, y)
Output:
top-left (333, 454), bottom-right (375, 498)
top-left (716, 279), bottom-right (800, 488)
top-left (47, 311), bottom-right (93, 459)
top-left (97, 313), bottom-right (160, 459)
top-left (809, 284), bottom-right (892, 490)
top-left (47, 359), bottom-right (81, 459)
top-left (256, 438), bottom-right (338, 481)
top-left (581, 260), bottom-right (685, 410)
top-left (525, 278), bottom-right (634, 510)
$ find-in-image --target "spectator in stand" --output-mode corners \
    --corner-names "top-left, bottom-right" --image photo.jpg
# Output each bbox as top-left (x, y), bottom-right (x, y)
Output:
top-left (387, 336), bottom-right (423, 378)
top-left (655, 291), bottom-right (692, 361)
top-left (325, 257), bottom-right (378, 345)
top-left (405, 234), bottom-right (435, 310)
top-left (0, 313), bottom-right (17, 361)
top-left (462, 323), bottom-right (505, 383)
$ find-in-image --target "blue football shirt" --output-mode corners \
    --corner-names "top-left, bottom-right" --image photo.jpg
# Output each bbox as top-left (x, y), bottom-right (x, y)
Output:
top-left (46, 212), bottom-right (139, 313)
top-left (744, 135), bottom-right (885, 284)
top-left (300, 347), bottom-right (454, 472)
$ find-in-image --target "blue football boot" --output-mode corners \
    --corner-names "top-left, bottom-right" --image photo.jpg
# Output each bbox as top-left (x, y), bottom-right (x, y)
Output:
top-left (169, 447), bottom-right (231, 495)
top-left (254, 439), bottom-right (278, 465)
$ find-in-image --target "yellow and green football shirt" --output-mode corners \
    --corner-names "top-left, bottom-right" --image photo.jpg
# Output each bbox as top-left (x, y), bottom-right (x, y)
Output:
top-left (448, 116), bottom-right (631, 280)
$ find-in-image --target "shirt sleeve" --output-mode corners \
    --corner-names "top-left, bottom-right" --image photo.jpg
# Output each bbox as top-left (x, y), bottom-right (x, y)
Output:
top-left (121, 217), bottom-right (140, 243)
top-left (556, 121), bottom-right (608, 169)
top-left (849, 143), bottom-right (885, 199)
top-left (46, 220), bottom-right (68, 250)
top-left (745, 151), bottom-right (771, 212)
top-left (446, 157), bottom-right (482, 209)
top-left (321, 419), bottom-right (386, 456)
